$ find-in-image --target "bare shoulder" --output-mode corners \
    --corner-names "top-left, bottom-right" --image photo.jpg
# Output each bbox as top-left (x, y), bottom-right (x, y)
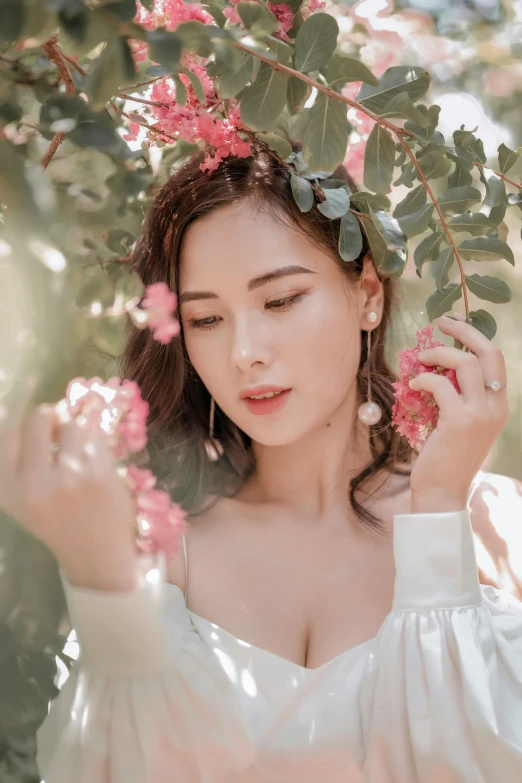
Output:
top-left (165, 495), bottom-right (232, 593)
top-left (469, 471), bottom-right (522, 599)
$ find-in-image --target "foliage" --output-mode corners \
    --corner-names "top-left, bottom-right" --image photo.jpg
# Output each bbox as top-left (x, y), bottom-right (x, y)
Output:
top-left (0, 0), bottom-right (521, 778)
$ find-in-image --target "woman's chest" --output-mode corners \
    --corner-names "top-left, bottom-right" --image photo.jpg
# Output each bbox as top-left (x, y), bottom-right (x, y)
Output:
top-left (185, 501), bottom-right (400, 671)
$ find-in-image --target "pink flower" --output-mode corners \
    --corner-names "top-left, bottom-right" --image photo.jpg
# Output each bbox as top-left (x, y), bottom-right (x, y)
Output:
top-left (134, 0), bottom-right (213, 31)
top-left (391, 325), bottom-right (461, 449)
top-left (307, 0), bottom-right (326, 11)
top-left (140, 282), bottom-right (180, 345)
top-left (269, 3), bottom-right (294, 40)
top-left (123, 121), bottom-right (141, 142)
top-left (64, 377), bottom-right (150, 460)
top-left (127, 465), bottom-right (187, 556)
top-left (59, 377), bottom-right (186, 558)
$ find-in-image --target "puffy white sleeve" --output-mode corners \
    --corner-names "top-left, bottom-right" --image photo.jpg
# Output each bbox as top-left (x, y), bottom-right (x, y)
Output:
top-left (359, 508), bottom-right (522, 783)
top-left (36, 556), bottom-right (253, 783)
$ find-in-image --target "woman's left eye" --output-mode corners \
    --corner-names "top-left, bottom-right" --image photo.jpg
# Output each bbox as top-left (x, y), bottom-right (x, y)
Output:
top-left (266, 294), bottom-right (302, 311)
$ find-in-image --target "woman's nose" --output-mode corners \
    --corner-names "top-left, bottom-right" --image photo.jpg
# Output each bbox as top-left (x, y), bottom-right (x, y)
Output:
top-left (230, 312), bottom-right (273, 371)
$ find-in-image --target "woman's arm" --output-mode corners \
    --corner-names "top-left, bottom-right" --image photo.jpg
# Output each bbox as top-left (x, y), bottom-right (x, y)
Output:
top-left (359, 505), bottom-right (522, 783)
top-left (37, 560), bottom-right (254, 782)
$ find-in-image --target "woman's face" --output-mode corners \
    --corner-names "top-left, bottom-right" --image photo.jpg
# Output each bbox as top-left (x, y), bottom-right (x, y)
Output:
top-left (178, 200), bottom-right (376, 446)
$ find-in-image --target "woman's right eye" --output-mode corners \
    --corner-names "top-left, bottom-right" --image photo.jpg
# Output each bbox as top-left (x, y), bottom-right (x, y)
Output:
top-left (189, 316), bottom-right (220, 331)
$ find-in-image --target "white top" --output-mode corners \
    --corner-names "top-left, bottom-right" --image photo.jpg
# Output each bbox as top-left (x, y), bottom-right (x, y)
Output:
top-left (36, 469), bottom-right (522, 783)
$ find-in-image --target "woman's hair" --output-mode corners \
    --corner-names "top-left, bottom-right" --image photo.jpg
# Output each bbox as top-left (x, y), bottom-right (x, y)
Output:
top-left (121, 146), bottom-right (415, 534)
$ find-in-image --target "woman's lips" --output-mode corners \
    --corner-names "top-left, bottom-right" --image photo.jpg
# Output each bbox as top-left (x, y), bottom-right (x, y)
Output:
top-left (242, 389), bottom-right (292, 416)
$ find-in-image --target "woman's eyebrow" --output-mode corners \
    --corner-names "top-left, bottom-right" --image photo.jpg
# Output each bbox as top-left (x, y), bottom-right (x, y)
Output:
top-left (179, 265), bottom-right (316, 305)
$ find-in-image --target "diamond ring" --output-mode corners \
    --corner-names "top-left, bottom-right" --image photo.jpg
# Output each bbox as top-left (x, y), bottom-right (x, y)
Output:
top-left (484, 381), bottom-right (506, 392)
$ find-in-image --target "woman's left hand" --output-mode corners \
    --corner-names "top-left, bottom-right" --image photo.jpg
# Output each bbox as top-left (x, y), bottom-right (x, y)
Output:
top-left (408, 313), bottom-right (509, 514)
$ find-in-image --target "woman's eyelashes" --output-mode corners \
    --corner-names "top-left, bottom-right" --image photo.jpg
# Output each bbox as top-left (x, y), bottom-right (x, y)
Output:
top-left (188, 293), bottom-right (304, 331)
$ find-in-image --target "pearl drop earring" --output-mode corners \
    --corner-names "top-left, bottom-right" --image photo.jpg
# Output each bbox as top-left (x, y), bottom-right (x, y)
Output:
top-left (205, 396), bottom-right (224, 461)
top-left (357, 312), bottom-right (383, 426)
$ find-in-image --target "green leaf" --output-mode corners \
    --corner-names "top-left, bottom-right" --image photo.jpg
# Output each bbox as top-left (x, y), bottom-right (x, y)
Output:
top-left (466, 309), bottom-right (497, 340)
top-left (392, 184), bottom-right (426, 219)
top-left (0, 0), bottom-right (24, 41)
top-left (173, 73), bottom-right (187, 106)
top-left (379, 92), bottom-right (429, 127)
top-left (302, 92), bottom-right (348, 173)
top-left (447, 213), bottom-right (493, 236)
top-left (290, 173), bottom-right (314, 212)
top-left (464, 274), bottom-right (511, 304)
top-left (356, 66), bottom-right (430, 113)
top-left (368, 206), bottom-right (407, 263)
top-left (256, 132), bottom-right (292, 159)
top-left (215, 53), bottom-right (253, 99)
top-left (326, 54), bottom-right (378, 92)
top-left (338, 211), bottom-right (363, 261)
top-left (237, 2), bottom-right (279, 36)
top-left (397, 204), bottom-right (434, 238)
top-left (239, 62), bottom-right (288, 131)
top-left (438, 186), bottom-right (482, 215)
top-left (287, 75), bottom-right (311, 114)
top-left (363, 124), bottom-right (395, 193)
top-left (431, 247), bottom-right (454, 291)
top-left (426, 283), bottom-right (462, 321)
top-left (317, 187), bottom-right (350, 219)
top-left (146, 28), bottom-right (182, 70)
top-left (448, 165), bottom-right (473, 188)
top-left (416, 150), bottom-right (452, 180)
top-left (86, 38), bottom-right (136, 111)
top-left (444, 145), bottom-right (476, 170)
top-left (294, 12), bottom-right (339, 73)
top-left (176, 21), bottom-right (213, 56)
top-left (498, 142), bottom-right (520, 174)
top-left (458, 237), bottom-right (515, 266)
top-left (181, 68), bottom-right (206, 104)
top-left (483, 172), bottom-right (507, 209)
top-left (414, 231), bottom-right (444, 277)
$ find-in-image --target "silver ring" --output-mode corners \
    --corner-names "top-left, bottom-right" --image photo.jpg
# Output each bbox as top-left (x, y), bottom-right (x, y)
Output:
top-left (49, 442), bottom-right (60, 452)
top-left (484, 381), bottom-right (506, 392)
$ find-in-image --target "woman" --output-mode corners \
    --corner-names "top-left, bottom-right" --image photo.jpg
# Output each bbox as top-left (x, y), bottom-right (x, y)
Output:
top-left (1, 148), bottom-right (521, 781)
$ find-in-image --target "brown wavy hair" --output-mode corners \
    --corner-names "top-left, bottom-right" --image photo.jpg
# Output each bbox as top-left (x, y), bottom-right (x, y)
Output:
top-left (121, 147), bottom-right (415, 534)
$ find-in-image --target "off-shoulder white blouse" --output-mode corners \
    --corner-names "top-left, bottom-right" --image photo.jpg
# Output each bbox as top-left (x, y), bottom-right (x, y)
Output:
top-left (36, 470), bottom-right (522, 782)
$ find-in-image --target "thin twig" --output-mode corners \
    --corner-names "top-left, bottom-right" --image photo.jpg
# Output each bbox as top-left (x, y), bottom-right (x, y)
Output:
top-left (41, 38), bottom-right (75, 168)
top-left (396, 129), bottom-right (470, 315)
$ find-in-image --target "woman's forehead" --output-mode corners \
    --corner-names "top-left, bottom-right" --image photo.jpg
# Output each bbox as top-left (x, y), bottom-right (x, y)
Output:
top-left (178, 202), bottom-right (333, 287)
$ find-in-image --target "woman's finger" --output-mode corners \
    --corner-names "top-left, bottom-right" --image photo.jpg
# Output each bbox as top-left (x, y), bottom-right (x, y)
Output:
top-left (417, 345), bottom-right (486, 406)
top-left (436, 315), bottom-right (507, 412)
top-left (409, 370), bottom-right (461, 411)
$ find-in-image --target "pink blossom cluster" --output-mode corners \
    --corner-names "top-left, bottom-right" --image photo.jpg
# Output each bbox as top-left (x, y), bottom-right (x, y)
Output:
top-left (391, 325), bottom-right (461, 449)
top-left (134, 0), bottom-right (213, 31)
top-left (125, 70), bottom-right (252, 170)
top-left (132, 281), bottom-right (181, 345)
top-left (62, 377), bottom-right (186, 556)
top-left (125, 464), bottom-right (187, 556)
top-left (64, 377), bottom-right (150, 460)
top-left (269, 3), bottom-right (294, 41)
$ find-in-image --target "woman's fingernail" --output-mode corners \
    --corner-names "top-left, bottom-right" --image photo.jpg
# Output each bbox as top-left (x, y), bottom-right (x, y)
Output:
top-left (439, 315), bottom-right (451, 323)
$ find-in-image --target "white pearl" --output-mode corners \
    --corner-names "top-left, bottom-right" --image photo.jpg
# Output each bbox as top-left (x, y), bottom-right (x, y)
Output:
top-left (357, 400), bottom-right (382, 425)
top-left (366, 312), bottom-right (378, 323)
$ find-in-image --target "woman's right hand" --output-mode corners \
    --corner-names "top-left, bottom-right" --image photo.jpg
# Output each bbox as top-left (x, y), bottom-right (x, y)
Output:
top-left (0, 402), bottom-right (140, 592)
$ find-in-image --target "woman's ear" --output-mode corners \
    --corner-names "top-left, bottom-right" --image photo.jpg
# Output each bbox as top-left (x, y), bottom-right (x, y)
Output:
top-left (358, 254), bottom-right (384, 327)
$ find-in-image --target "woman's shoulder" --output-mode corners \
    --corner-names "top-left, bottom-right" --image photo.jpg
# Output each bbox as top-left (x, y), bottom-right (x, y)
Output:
top-left (165, 494), bottom-right (238, 594)
top-left (469, 470), bottom-right (522, 599)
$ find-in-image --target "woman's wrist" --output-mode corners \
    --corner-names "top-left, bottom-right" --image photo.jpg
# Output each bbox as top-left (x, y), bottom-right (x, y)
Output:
top-left (59, 549), bottom-right (141, 593)
top-left (410, 493), bottom-right (468, 515)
